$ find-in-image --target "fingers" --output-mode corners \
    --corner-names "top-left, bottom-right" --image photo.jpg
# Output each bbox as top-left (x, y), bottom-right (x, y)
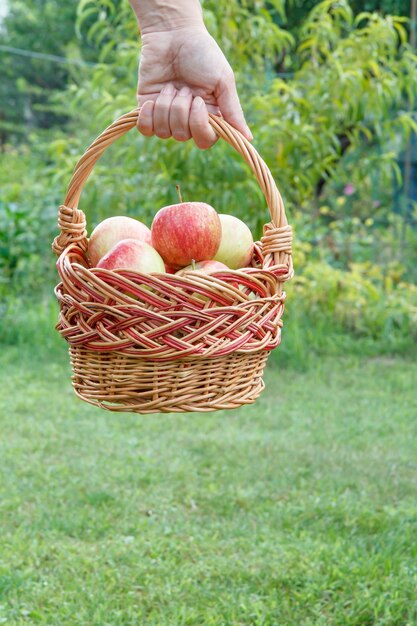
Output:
top-left (137, 100), bottom-right (154, 137)
top-left (153, 83), bottom-right (177, 139)
top-left (169, 87), bottom-right (192, 142)
top-left (137, 84), bottom-right (217, 149)
top-left (189, 97), bottom-right (218, 150)
top-left (216, 70), bottom-right (253, 141)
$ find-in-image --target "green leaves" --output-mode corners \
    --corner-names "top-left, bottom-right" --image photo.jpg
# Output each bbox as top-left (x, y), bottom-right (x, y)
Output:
top-left (290, 259), bottom-right (417, 340)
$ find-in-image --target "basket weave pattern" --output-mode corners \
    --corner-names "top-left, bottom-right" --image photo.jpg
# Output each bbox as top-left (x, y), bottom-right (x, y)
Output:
top-left (53, 110), bottom-right (293, 413)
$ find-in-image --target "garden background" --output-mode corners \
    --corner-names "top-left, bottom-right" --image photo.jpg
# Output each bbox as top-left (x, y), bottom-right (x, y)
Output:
top-left (1, 0), bottom-right (417, 623)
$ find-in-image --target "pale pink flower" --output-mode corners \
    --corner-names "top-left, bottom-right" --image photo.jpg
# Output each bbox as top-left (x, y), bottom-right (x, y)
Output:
top-left (344, 184), bottom-right (356, 196)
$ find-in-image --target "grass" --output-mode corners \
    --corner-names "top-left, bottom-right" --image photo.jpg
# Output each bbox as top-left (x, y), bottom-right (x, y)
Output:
top-left (1, 329), bottom-right (417, 625)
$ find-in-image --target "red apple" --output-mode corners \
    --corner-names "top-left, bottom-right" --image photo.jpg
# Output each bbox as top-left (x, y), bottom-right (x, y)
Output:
top-left (176, 260), bottom-right (239, 302)
top-left (177, 260), bottom-right (229, 274)
top-left (88, 216), bottom-right (152, 267)
top-left (96, 238), bottom-right (165, 273)
top-left (214, 214), bottom-right (254, 269)
top-left (151, 202), bottom-right (221, 269)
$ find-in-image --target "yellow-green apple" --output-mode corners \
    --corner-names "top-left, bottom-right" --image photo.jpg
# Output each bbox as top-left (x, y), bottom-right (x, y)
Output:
top-left (151, 202), bottom-right (221, 269)
top-left (96, 238), bottom-right (165, 273)
top-left (214, 214), bottom-right (254, 269)
top-left (88, 216), bottom-right (152, 267)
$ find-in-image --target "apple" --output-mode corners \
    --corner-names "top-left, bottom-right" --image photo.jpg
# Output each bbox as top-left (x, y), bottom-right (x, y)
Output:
top-left (176, 260), bottom-right (232, 303)
top-left (88, 216), bottom-right (152, 267)
top-left (151, 202), bottom-right (221, 269)
top-left (177, 260), bottom-right (229, 274)
top-left (96, 238), bottom-right (165, 273)
top-left (214, 214), bottom-right (254, 269)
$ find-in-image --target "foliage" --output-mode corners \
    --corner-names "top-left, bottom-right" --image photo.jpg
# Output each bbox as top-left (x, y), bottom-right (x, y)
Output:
top-left (0, 133), bottom-right (81, 298)
top-left (0, 153), bottom-right (53, 294)
top-left (281, 4), bottom-right (417, 278)
top-left (284, 0), bottom-right (412, 39)
top-left (75, 0), bottom-right (293, 70)
top-left (0, 0), bottom-right (99, 140)
top-left (253, 5), bottom-right (417, 205)
top-left (288, 252), bottom-right (417, 344)
top-left (0, 0), bottom-right (414, 139)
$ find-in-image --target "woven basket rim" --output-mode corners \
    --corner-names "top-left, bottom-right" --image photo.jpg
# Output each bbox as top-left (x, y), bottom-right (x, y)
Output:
top-left (56, 238), bottom-right (293, 287)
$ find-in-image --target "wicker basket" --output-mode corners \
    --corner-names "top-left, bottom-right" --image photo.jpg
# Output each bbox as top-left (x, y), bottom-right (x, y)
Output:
top-left (52, 109), bottom-right (293, 413)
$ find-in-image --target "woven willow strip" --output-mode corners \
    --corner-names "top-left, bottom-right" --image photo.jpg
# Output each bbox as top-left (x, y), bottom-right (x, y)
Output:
top-left (70, 349), bottom-right (269, 413)
top-left (53, 109), bottom-right (293, 413)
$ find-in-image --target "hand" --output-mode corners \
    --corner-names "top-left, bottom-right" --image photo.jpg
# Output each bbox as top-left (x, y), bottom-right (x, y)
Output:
top-left (137, 26), bottom-right (252, 149)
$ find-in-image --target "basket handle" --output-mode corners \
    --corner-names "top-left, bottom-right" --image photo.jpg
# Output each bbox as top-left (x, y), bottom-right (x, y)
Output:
top-left (53, 108), bottom-right (292, 278)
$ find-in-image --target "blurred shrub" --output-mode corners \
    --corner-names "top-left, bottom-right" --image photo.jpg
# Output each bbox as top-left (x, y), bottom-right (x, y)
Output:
top-left (0, 147), bottom-right (55, 296)
top-left (0, 133), bottom-right (80, 298)
top-left (289, 256), bottom-right (417, 340)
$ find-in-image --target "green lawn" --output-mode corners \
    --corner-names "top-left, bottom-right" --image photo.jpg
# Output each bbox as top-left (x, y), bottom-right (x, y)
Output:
top-left (1, 343), bottom-right (417, 625)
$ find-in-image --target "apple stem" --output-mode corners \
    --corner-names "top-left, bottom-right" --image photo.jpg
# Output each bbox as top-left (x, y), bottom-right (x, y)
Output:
top-left (175, 184), bottom-right (183, 203)
top-left (191, 259), bottom-right (196, 270)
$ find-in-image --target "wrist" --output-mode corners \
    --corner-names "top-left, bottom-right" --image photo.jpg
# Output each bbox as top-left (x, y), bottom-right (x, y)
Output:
top-left (142, 17), bottom-right (205, 34)
top-left (129, 1), bottom-right (204, 35)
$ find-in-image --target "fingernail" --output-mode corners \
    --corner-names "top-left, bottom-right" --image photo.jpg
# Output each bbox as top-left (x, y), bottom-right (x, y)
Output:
top-left (193, 97), bottom-right (205, 110)
top-left (178, 86), bottom-right (192, 97)
top-left (162, 83), bottom-right (176, 95)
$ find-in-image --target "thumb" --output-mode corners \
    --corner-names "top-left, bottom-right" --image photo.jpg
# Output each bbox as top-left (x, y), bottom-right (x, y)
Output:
top-left (216, 74), bottom-right (253, 141)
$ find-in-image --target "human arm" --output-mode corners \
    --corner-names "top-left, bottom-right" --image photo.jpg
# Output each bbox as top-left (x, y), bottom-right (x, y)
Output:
top-left (128, 0), bottom-right (252, 148)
